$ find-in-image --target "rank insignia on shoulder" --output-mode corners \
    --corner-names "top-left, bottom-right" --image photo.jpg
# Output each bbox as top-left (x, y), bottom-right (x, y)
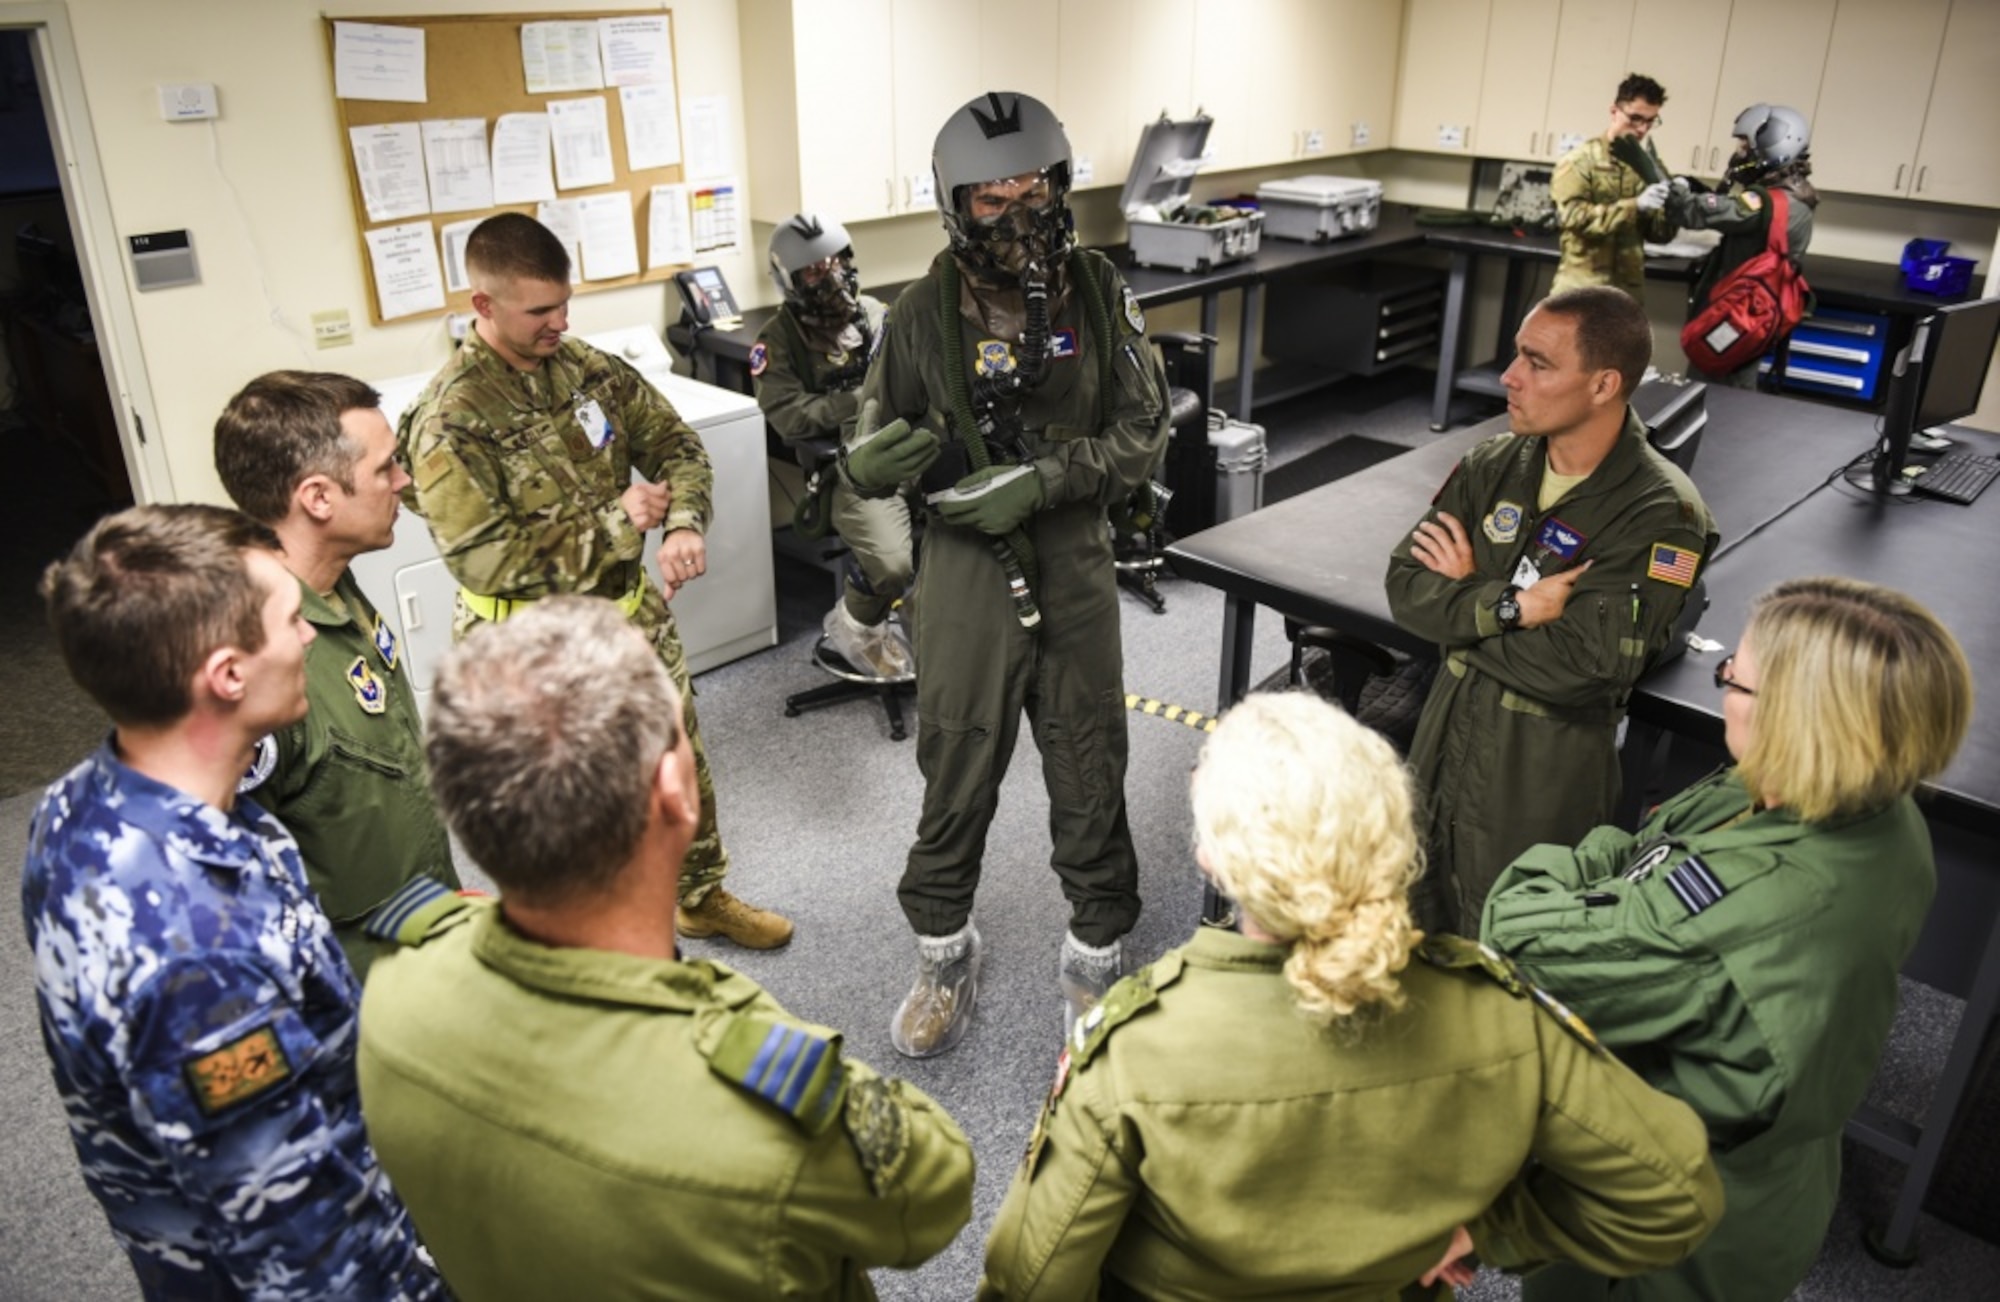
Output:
top-left (237, 734), bottom-right (277, 795)
top-left (975, 339), bottom-right (1016, 377)
top-left (1646, 542), bottom-right (1700, 588)
top-left (1663, 852), bottom-right (1727, 916)
top-left (708, 1016), bottom-right (846, 1136)
top-left (362, 874), bottom-right (470, 944)
top-left (372, 613), bottom-right (399, 671)
top-left (347, 656), bottom-right (388, 715)
top-left (1122, 284), bottom-right (1146, 334)
top-left (184, 1024), bottom-right (293, 1117)
top-left (844, 1074), bottom-right (910, 1196)
top-left (1482, 501), bottom-right (1523, 544)
top-left (748, 341), bottom-right (769, 378)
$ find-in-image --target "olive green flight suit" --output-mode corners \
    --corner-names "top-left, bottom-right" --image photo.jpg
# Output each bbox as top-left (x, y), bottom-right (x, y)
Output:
top-left (979, 928), bottom-right (1722, 1300)
top-left (244, 570), bottom-right (458, 981)
top-left (859, 249), bottom-right (1169, 946)
top-left (359, 900), bottom-right (975, 1300)
top-left (1483, 768), bottom-right (1937, 1301)
top-left (1385, 412), bottom-right (1717, 933)
top-left (1666, 183), bottom-right (1817, 388)
top-left (397, 331), bottom-right (732, 902)
top-left (754, 296), bottom-right (913, 625)
top-left (1551, 134), bottom-right (1677, 299)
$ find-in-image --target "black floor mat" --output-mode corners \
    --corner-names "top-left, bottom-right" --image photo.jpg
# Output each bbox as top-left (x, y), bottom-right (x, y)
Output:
top-left (1264, 435), bottom-right (1407, 504)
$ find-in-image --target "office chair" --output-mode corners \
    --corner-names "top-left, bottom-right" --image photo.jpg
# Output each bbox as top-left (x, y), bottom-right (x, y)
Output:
top-left (781, 434), bottom-right (916, 740)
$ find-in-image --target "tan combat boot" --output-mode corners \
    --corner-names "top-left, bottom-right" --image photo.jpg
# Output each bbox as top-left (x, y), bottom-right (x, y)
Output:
top-left (675, 888), bottom-right (795, 949)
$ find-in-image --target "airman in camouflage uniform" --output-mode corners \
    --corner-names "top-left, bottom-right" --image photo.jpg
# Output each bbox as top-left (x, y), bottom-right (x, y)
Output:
top-left (1552, 73), bottom-right (1678, 298)
top-left (397, 213), bottom-right (791, 949)
top-left (24, 504), bottom-right (438, 1302)
top-left (359, 599), bottom-right (972, 1300)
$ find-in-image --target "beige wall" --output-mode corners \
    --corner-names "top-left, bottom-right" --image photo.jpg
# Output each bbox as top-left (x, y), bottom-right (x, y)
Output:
top-left (9, 0), bottom-right (1999, 507)
top-left (2, 0), bottom-right (759, 505)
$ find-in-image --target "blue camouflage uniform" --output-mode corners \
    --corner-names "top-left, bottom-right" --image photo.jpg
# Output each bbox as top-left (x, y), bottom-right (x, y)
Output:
top-left (20, 742), bottom-right (439, 1302)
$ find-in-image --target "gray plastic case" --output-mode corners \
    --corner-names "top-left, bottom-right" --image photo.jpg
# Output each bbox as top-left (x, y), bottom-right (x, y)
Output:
top-left (1120, 115), bottom-right (1264, 273)
top-left (1256, 174), bottom-right (1383, 243)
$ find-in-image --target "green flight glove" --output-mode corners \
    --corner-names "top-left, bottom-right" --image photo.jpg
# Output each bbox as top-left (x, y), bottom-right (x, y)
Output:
top-left (932, 464), bottom-right (1045, 535)
top-left (843, 399), bottom-right (941, 494)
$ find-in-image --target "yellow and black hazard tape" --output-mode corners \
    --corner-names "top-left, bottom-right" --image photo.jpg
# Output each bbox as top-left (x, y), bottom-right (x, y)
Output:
top-left (1125, 694), bottom-right (1218, 734)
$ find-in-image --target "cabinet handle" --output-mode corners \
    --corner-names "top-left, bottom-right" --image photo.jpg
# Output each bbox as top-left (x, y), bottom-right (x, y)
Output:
top-left (1916, 165), bottom-right (1929, 193)
top-left (1692, 145), bottom-right (1701, 170)
top-left (1895, 163), bottom-right (1906, 191)
top-left (401, 592), bottom-right (423, 632)
top-left (886, 178), bottom-right (895, 210)
top-left (1529, 131), bottom-right (1538, 155)
top-left (1709, 146), bottom-right (1719, 172)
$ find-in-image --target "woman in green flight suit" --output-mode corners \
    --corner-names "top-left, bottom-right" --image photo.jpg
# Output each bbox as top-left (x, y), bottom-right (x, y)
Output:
top-left (1483, 577), bottom-right (1974, 1301)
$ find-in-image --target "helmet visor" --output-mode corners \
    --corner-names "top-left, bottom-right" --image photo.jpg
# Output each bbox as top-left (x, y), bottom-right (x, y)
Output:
top-left (963, 169), bottom-right (1058, 223)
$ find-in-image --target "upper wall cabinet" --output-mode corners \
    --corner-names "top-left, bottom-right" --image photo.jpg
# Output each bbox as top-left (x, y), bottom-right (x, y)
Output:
top-left (1903, 0), bottom-right (2000, 208)
top-left (1811, 0), bottom-right (1951, 199)
top-left (1623, 0), bottom-right (1733, 175)
top-left (742, 0), bottom-right (899, 224)
top-left (1698, 0), bottom-right (1837, 178)
top-left (1473, 0), bottom-right (1559, 160)
top-left (1538, 0), bottom-right (1636, 158)
top-left (1393, 0), bottom-right (1491, 153)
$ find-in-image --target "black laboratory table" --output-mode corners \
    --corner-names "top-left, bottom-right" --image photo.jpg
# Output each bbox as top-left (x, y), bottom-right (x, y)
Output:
top-left (1167, 384), bottom-right (2000, 1264)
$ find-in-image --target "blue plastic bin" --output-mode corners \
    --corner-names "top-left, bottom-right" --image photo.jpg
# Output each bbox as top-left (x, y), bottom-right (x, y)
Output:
top-left (1901, 238), bottom-right (1977, 296)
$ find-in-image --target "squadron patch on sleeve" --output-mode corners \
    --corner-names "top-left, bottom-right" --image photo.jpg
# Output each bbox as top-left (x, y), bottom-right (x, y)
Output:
top-left (1122, 284), bottom-right (1146, 334)
top-left (748, 341), bottom-right (769, 377)
top-left (184, 1025), bottom-right (293, 1117)
top-left (843, 1074), bottom-right (910, 1196)
top-left (237, 734), bottom-right (278, 795)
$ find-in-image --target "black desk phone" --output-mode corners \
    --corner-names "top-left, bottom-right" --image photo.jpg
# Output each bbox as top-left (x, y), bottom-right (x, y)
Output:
top-left (675, 265), bottom-right (741, 328)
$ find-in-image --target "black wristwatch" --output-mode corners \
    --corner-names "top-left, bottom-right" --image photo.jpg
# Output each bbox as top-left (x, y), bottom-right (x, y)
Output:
top-left (1494, 585), bottom-right (1523, 632)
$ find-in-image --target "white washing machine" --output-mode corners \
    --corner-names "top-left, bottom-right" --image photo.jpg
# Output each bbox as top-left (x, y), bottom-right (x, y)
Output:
top-left (353, 325), bottom-right (775, 712)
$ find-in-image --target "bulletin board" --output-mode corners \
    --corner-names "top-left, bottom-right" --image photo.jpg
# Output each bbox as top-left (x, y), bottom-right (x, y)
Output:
top-left (326, 10), bottom-right (712, 326)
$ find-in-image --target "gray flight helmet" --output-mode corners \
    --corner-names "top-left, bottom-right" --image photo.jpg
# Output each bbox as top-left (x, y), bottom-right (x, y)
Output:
top-left (932, 90), bottom-right (1073, 231)
top-left (1730, 103), bottom-right (1811, 169)
top-left (767, 212), bottom-right (855, 303)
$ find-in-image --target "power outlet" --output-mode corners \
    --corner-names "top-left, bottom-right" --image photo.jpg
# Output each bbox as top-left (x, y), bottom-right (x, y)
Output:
top-left (157, 83), bottom-right (219, 122)
top-left (1351, 121), bottom-right (1372, 148)
top-left (1303, 129), bottom-right (1325, 154)
top-left (311, 310), bottom-right (353, 350)
top-left (1074, 156), bottom-right (1094, 186)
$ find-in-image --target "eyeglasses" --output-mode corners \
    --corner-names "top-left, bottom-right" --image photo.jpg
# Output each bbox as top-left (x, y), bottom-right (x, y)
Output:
top-left (1713, 654), bottom-right (1755, 697)
top-left (1618, 106), bottom-right (1663, 131)
top-left (968, 171), bottom-right (1054, 216)
top-left (796, 256), bottom-right (844, 286)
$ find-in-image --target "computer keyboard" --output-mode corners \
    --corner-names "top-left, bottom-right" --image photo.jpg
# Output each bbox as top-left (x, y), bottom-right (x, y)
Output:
top-left (1911, 451), bottom-right (2000, 505)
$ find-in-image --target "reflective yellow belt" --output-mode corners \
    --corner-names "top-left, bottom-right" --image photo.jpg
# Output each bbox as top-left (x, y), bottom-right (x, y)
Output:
top-left (460, 573), bottom-right (646, 622)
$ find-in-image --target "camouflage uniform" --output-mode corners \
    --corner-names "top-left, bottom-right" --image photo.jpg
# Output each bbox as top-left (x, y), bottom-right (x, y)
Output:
top-left (1551, 135), bottom-right (1677, 298)
top-left (359, 899), bottom-right (974, 1299)
top-left (242, 571), bottom-right (458, 982)
top-left (398, 330), bottom-right (731, 901)
top-left (20, 743), bottom-right (438, 1302)
top-left (753, 294), bottom-right (913, 625)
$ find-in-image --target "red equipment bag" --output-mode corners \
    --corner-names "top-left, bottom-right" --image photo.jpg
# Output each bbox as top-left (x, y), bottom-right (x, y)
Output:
top-left (1680, 188), bottom-right (1811, 378)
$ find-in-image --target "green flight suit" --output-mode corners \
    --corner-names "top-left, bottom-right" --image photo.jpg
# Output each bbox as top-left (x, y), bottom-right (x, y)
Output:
top-left (1482, 768), bottom-right (1936, 1301)
top-left (754, 296), bottom-right (913, 624)
top-left (859, 249), bottom-right (1169, 946)
top-left (979, 928), bottom-right (1723, 1300)
top-left (1551, 134), bottom-right (1677, 299)
top-left (242, 570), bottom-right (458, 981)
top-left (358, 900), bottom-right (974, 1300)
top-left (1666, 183), bottom-right (1817, 388)
top-left (397, 331), bottom-right (732, 902)
top-left (1385, 411), bottom-right (1718, 933)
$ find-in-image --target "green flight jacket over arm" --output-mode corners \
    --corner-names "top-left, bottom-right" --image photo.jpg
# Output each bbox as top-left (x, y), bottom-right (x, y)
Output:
top-left (1665, 183), bottom-right (1816, 311)
top-left (753, 297), bottom-right (887, 446)
top-left (858, 249), bottom-right (1168, 509)
top-left (359, 901), bottom-right (974, 1300)
top-left (1480, 769), bottom-right (1937, 1301)
top-left (397, 332), bottom-right (713, 602)
top-left (977, 929), bottom-right (1720, 1301)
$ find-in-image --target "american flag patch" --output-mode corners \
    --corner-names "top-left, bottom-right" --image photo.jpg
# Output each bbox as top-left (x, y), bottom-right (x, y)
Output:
top-left (1647, 542), bottom-right (1700, 587)
top-left (1663, 853), bottom-right (1727, 916)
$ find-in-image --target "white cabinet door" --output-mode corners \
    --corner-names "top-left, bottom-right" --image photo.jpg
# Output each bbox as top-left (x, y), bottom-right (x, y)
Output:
top-left (1308, 0), bottom-right (1405, 157)
top-left (1394, 0), bottom-right (1492, 153)
top-left (1058, 0), bottom-right (1140, 190)
top-left (1627, 0), bottom-right (1733, 177)
top-left (1474, 0), bottom-right (1559, 159)
top-left (892, 0), bottom-right (979, 216)
top-left (1190, 0), bottom-right (1266, 170)
top-left (1703, 0), bottom-right (1837, 179)
top-left (743, 0), bottom-right (897, 223)
top-left (1911, 0), bottom-right (2000, 208)
top-left (1542, 0), bottom-right (1637, 162)
top-left (1811, 0), bottom-right (1949, 198)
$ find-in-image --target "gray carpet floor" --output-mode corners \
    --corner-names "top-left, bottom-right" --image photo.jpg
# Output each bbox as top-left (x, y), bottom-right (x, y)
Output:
top-left (2, 377), bottom-right (1995, 1299)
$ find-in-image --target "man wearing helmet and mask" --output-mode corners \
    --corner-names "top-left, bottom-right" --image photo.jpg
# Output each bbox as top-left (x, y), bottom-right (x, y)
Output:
top-left (1664, 104), bottom-right (1819, 388)
top-left (842, 91), bottom-right (1170, 1058)
top-left (752, 214), bottom-right (914, 677)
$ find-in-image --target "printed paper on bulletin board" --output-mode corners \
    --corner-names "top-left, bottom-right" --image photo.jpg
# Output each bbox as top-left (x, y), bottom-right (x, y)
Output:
top-left (326, 10), bottom-right (685, 326)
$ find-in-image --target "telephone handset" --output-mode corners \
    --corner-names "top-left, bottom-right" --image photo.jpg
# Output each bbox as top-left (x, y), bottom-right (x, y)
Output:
top-left (674, 265), bottom-right (742, 329)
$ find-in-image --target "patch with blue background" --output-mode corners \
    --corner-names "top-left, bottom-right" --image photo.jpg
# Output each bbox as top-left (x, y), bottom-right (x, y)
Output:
top-left (1534, 516), bottom-right (1586, 561)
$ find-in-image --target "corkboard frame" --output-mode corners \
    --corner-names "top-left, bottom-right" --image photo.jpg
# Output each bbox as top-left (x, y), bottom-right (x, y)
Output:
top-left (326, 9), bottom-right (686, 326)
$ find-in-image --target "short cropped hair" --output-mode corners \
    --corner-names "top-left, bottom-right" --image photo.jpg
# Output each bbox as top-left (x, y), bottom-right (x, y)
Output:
top-left (214, 371), bottom-right (381, 524)
top-left (41, 504), bottom-right (280, 727)
top-left (426, 597), bottom-right (683, 905)
top-left (1539, 286), bottom-right (1652, 399)
top-left (465, 213), bottom-right (571, 290)
top-left (1617, 73), bottom-right (1667, 106)
top-left (1191, 693), bottom-right (1422, 1028)
top-left (1736, 577), bottom-right (1973, 823)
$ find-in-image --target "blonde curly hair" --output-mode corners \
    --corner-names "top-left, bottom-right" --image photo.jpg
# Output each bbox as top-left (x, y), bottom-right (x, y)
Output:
top-left (1191, 692), bottom-right (1423, 1027)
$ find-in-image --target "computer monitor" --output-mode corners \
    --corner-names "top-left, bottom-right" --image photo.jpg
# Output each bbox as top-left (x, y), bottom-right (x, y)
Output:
top-left (1871, 295), bottom-right (2000, 495)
